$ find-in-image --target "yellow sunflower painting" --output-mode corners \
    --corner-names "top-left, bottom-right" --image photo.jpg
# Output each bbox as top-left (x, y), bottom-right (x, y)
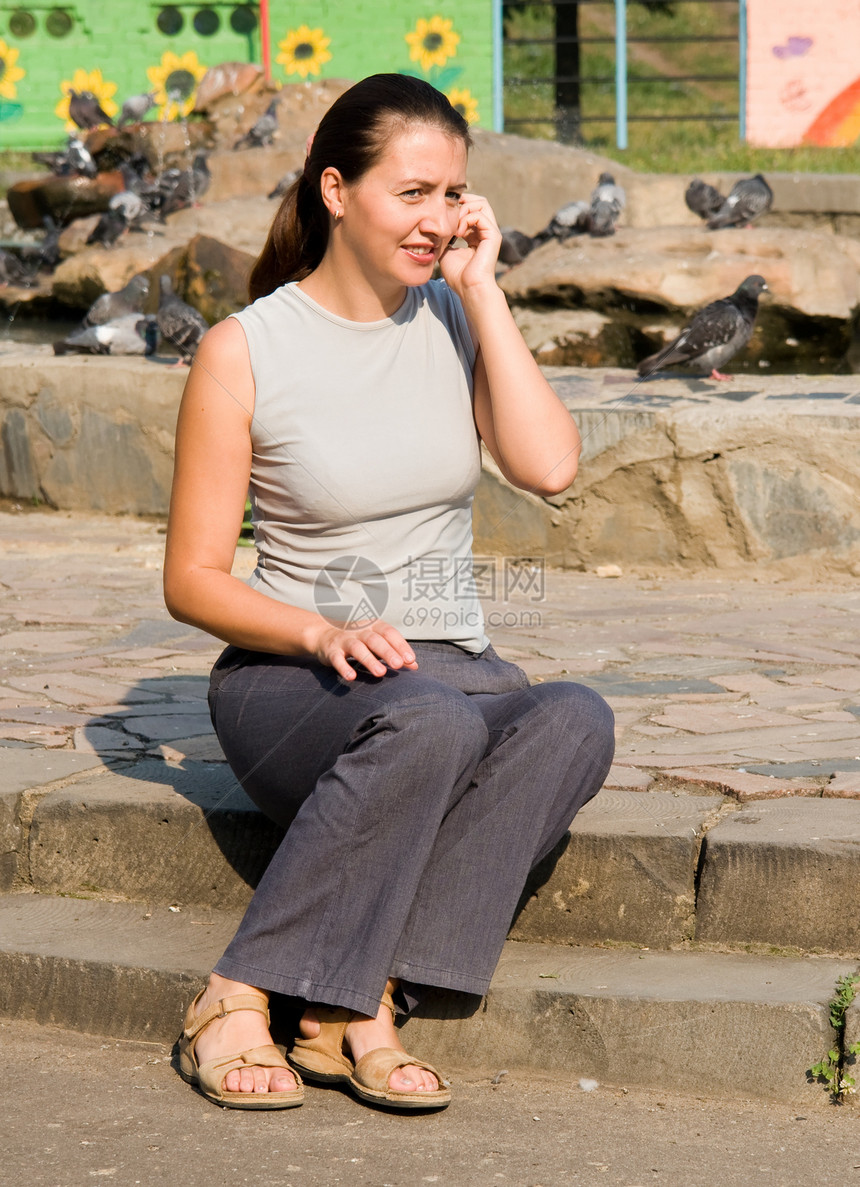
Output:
top-left (277, 25), bottom-right (332, 79)
top-left (147, 50), bottom-right (207, 121)
top-left (0, 39), bottom-right (26, 101)
top-left (405, 16), bottom-right (460, 73)
top-left (55, 68), bottom-right (118, 131)
top-left (447, 87), bottom-right (479, 125)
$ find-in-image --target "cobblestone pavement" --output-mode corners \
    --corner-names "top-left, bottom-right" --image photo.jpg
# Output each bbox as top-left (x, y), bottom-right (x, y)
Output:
top-left (1, 507), bottom-right (859, 802)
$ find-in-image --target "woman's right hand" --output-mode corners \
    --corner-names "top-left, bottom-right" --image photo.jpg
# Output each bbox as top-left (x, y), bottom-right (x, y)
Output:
top-left (308, 620), bottom-right (419, 681)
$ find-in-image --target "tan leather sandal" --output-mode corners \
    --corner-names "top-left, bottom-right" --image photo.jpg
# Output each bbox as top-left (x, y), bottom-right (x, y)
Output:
top-left (288, 986), bottom-right (450, 1111)
top-left (178, 988), bottom-right (305, 1110)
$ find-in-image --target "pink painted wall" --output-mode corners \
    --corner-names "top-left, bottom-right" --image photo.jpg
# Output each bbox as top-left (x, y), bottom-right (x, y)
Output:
top-left (747, 0), bottom-right (860, 147)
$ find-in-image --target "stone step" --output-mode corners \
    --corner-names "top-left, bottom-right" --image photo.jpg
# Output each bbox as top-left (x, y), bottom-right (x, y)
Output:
top-left (0, 891), bottom-right (855, 1105)
top-left (15, 761), bottom-right (860, 955)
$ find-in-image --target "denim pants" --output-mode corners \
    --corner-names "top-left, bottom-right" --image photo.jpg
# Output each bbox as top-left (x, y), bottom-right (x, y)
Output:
top-left (208, 640), bottom-right (615, 1018)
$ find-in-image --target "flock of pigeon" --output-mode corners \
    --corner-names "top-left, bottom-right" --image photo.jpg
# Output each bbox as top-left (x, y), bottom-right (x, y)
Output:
top-left (500, 169), bottom-right (775, 379)
top-left (4, 80), bottom-right (777, 376)
top-left (52, 271), bottom-right (208, 364)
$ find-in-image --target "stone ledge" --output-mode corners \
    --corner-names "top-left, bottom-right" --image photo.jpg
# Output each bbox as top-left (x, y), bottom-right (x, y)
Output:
top-left (0, 891), bottom-right (852, 1102)
top-left (697, 799), bottom-right (860, 953)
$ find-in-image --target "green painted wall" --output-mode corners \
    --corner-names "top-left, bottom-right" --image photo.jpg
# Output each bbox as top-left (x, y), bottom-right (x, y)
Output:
top-left (0, 1), bottom-right (494, 149)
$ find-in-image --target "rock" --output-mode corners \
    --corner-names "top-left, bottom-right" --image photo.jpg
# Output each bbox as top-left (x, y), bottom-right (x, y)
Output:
top-left (512, 306), bottom-right (653, 368)
top-left (194, 62), bottom-right (264, 110)
top-left (6, 173), bottom-right (125, 230)
top-left (467, 129), bottom-right (633, 236)
top-left (84, 122), bottom-right (215, 172)
top-left (198, 77), bottom-right (352, 164)
top-left (501, 225), bottom-right (860, 371)
top-left (182, 234), bottom-right (256, 323)
top-left (205, 149), bottom-right (305, 203)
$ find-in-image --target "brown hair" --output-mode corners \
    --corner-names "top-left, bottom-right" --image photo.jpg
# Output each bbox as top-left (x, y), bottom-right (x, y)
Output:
top-left (248, 73), bottom-right (472, 302)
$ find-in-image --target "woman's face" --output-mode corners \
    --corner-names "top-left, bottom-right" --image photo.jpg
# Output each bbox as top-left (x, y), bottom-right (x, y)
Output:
top-left (336, 123), bottom-right (468, 294)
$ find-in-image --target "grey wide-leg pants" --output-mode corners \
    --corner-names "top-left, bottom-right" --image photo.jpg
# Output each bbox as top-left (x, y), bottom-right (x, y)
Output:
top-left (208, 640), bottom-right (615, 1018)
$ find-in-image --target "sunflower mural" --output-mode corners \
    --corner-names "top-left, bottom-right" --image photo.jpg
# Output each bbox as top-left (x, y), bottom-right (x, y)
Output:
top-left (405, 16), bottom-right (460, 73)
top-left (0, 38), bottom-right (26, 102)
top-left (276, 26), bottom-right (332, 80)
top-left (147, 50), bottom-right (207, 121)
top-left (403, 15), bottom-right (477, 123)
top-left (446, 87), bottom-right (479, 125)
top-left (55, 68), bottom-right (118, 131)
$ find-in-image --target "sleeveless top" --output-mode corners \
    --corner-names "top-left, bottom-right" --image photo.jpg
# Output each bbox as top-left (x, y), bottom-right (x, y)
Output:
top-left (229, 279), bottom-right (490, 653)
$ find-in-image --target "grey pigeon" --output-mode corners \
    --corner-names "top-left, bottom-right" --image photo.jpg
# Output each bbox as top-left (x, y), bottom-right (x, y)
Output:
top-left (707, 174), bottom-right (773, 230)
top-left (591, 171), bottom-right (626, 211)
top-left (587, 172), bottom-right (624, 237)
top-left (86, 207), bottom-right (128, 248)
top-left (268, 166), bottom-right (302, 200)
top-left (499, 228), bottom-right (536, 266)
top-left (637, 275), bottom-right (768, 380)
top-left (588, 199), bottom-right (621, 237)
top-left (156, 274), bottom-right (208, 365)
top-left (53, 314), bottom-right (158, 356)
top-left (109, 189), bottom-right (147, 227)
top-left (685, 178), bottom-right (724, 221)
top-left (118, 92), bottom-right (156, 127)
top-left (153, 153), bottom-right (211, 218)
top-left (0, 247), bottom-right (32, 287)
top-left (535, 200), bottom-right (591, 244)
top-left (67, 88), bottom-right (114, 129)
top-left (83, 273), bottom-right (150, 327)
top-left (233, 99), bottom-right (280, 150)
top-left (32, 135), bottom-right (97, 178)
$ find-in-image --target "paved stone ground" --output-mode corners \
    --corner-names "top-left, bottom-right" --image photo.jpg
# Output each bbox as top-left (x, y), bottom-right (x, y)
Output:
top-left (1, 506), bottom-right (858, 801)
top-left (5, 1018), bottom-right (860, 1187)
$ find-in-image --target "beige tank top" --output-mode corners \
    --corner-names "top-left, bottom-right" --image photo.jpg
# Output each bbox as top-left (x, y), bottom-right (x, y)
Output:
top-left (230, 279), bottom-right (489, 653)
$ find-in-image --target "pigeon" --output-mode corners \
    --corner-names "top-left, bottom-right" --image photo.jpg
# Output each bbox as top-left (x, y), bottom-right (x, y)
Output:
top-left (67, 88), bottom-right (114, 130)
top-left (109, 189), bottom-right (147, 227)
top-left (499, 228), bottom-right (536, 266)
top-left (707, 174), bottom-right (773, 230)
top-left (591, 171), bottom-right (626, 211)
top-left (233, 99), bottom-right (280, 150)
top-left (53, 314), bottom-right (159, 356)
top-left (588, 198), bottom-right (621, 237)
top-left (685, 178), bottom-right (724, 221)
top-left (32, 135), bottom-right (97, 178)
top-left (156, 274), bottom-right (209, 365)
top-left (118, 91), bottom-right (156, 127)
top-left (534, 200), bottom-right (591, 244)
top-left (587, 172), bottom-right (624, 237)
top-left (152, 153), bottom-right (211, 218)
top-left (0, 247), bottom-right (32, 287)
top-left (268, 166), bottom-right (302, 200)
top-left (86, 207), bottom-right (128, 248)
top-left (83, 273), bottom-right (150, 327)
top-left (636, 275), bottom-right (768, 381)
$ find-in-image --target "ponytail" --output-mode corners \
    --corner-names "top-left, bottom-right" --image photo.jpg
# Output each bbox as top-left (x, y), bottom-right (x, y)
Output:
top-left (248, 73), bottom-right (471, 302)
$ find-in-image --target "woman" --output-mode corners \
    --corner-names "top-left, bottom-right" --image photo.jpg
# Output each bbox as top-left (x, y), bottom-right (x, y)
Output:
top-left (163, 73), bottom-right (614, 1112)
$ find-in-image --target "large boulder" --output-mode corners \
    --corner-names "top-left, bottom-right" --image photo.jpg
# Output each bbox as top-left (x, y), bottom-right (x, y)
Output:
top-left (501, 225), bottom-right (860, 371)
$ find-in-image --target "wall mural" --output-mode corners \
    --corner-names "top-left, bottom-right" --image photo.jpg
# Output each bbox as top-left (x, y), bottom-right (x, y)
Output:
top-left (747, 0), bottom-right (860, 147)
top-left (0, 34), bottom-right (25, 123)
top-left (0, 3), bottom-right (490, 148)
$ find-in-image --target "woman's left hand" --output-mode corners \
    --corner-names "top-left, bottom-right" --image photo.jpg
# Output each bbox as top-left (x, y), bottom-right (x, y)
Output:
top-left (438, 191), bottom-right (501, 299)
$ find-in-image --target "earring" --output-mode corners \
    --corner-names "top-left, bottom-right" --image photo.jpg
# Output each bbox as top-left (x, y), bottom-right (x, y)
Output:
top-left (334, 209), bottom-right (343, 221)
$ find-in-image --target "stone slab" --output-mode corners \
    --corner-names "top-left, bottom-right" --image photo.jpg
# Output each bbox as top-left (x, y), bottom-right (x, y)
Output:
top-left (27, 759), bottom-right (283, 910)
top-left (0, 745), bottom-right (104, 796)
top-left (697, 800), bottom-right (860, 953)
top-left (0, 892), bottom-right (850, 1103)
top-left (512, 791), bottom-right (723, 948)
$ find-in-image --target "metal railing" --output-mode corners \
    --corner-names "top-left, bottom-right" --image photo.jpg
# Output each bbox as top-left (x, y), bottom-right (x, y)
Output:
top-left (502, 0), bottom-right (743, 146)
